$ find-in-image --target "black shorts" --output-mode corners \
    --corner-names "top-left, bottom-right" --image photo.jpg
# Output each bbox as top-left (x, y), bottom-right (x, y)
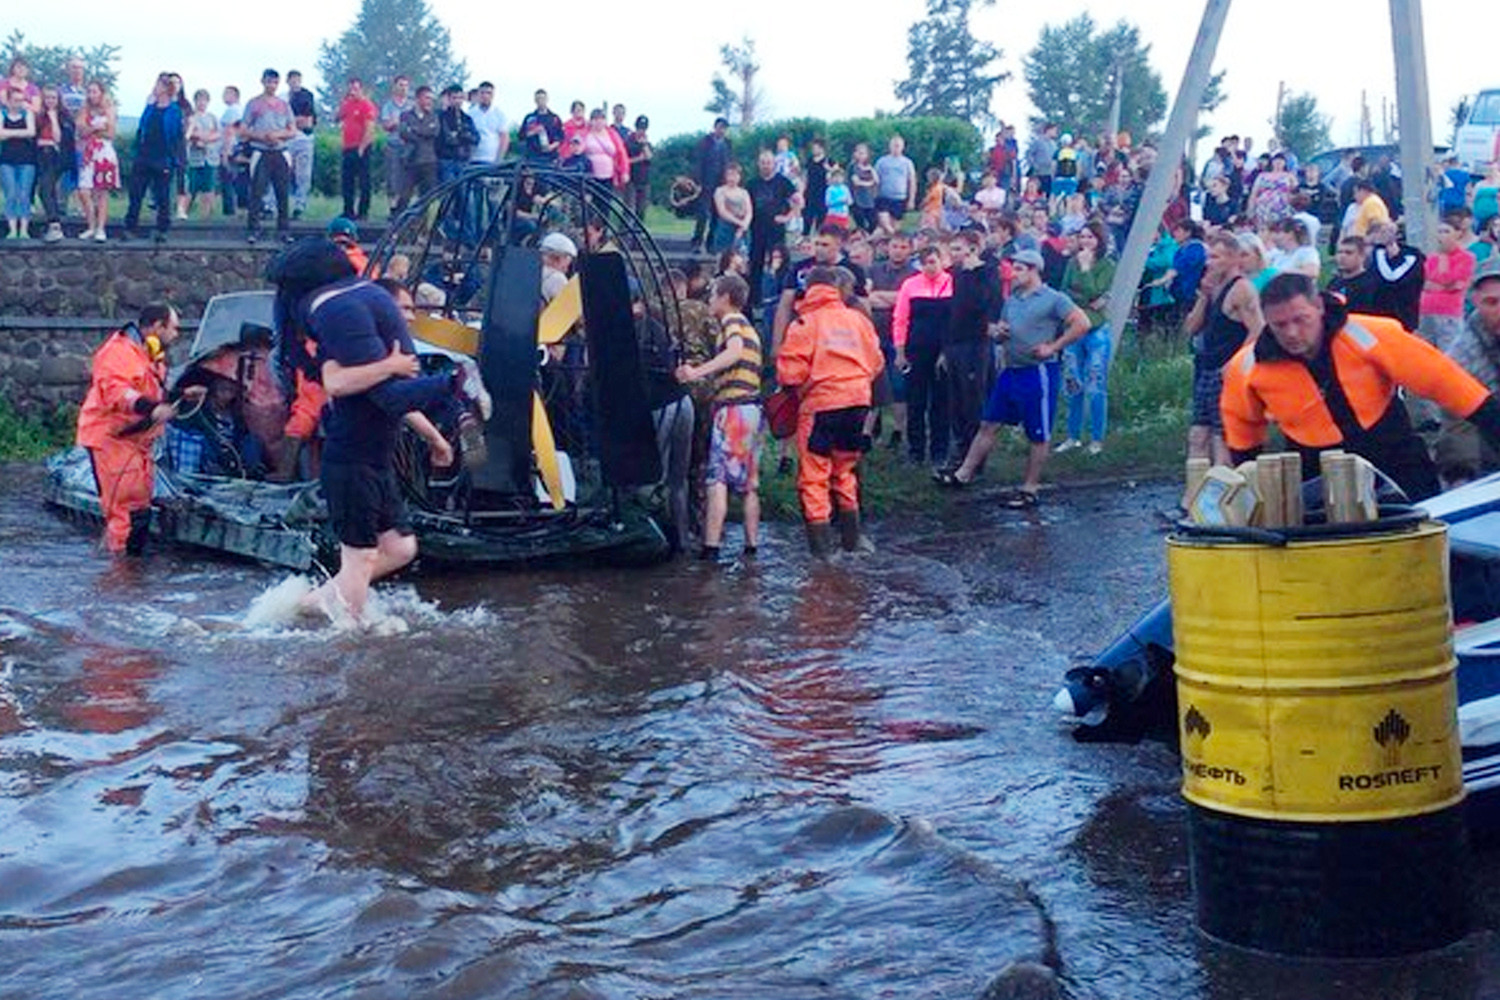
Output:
top-left (322, 461), bottom-right (412, 549)
top-left (1191, 362), bottom-right (1225, 430)
top-left (875, 197), bottom-right (906, 221)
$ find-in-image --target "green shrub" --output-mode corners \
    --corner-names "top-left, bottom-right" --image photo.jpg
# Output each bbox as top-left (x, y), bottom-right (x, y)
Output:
top-left (648, 116), bottom-right (984, 208)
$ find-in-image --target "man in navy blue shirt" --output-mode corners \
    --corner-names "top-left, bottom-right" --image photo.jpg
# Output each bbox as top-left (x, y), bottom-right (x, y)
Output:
top-left (295, 273), bottom-right (454, 622)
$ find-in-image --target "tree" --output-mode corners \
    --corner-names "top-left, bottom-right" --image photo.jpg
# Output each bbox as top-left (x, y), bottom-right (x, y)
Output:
top-left (315, 0), bottom-right (467, 118)
top-left (1450, 97), bottom-right (1472, 148)
top-left (1275, 91), bottom-right (1332, 161)
top-left (704, 37), bottom-right (763, 128)
top-left (2, 30), bottom-right (119, 92)
top-left (1022, 15), bottom-right (1167, 142)
top-left (1189, 69), bottom-right (1228, 171)
top-left (894, 0), bottom-right (1008, 126)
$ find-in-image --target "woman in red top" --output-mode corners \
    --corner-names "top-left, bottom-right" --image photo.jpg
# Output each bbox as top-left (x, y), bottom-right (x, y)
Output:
top-left (1419, 213), bottom-right (1478, 357)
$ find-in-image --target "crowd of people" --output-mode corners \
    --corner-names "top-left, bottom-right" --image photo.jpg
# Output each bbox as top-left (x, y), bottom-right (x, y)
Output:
top-left (43, 44), bottom-right (1500, 563)
top-left (0, 55), bottom-right (659, 246)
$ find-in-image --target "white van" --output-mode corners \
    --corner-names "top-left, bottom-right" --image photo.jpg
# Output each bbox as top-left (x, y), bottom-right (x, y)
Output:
top-left (1456, 90), bottom-right (1500, 170)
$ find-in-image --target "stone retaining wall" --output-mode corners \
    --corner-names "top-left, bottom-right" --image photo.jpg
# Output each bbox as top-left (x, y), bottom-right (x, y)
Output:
top-left (0, 244), bottom-right (278, 320)
top-left (0, 235), bottom-right (700, 419)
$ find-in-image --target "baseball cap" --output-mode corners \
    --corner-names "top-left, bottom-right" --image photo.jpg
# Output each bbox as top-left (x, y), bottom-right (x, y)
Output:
top-left (1012, 248), bottom-right (1045, 269)
top-left (327, 217), bottom-right (359, 240)
top-left (1471, 258), bottom-right (1500, 292)
top-left (539, 232), bottom-right (577, 257)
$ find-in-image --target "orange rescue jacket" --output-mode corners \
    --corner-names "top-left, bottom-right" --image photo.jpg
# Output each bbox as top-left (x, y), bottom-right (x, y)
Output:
top-left (1222, 311), bottom-right (1490, 452)
top-left (776, 285), bottom-right (885, 415)
top-left (76, 327), bottom-right (168, 450)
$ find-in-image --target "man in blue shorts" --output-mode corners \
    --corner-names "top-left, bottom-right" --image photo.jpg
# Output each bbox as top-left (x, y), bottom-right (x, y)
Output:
top-left (935, 248), bottom-right (1089, 506)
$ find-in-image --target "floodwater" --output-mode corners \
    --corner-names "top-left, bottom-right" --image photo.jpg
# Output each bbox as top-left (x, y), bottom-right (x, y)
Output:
top-left (3, 462), bottom-right (1500, 999)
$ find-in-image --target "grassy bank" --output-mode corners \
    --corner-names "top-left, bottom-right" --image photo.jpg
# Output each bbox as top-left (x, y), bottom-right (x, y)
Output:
top-left (758, 337), bottom-right (1191, 520)
top-left (3, 342), bottom-right (1192, 518)
top-left (0, 402), bottom-right (74, 462)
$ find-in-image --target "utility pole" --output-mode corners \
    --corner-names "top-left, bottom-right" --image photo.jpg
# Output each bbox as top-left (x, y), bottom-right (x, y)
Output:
top-left (1390, 0), bottom-right (1436, 250)
top-left (1105, 0), bottom-right (1232, 360)
top-left (1107, 52), bottom-right (1126, 140)
top-left (1273, 80), bottom-right (1285, 147)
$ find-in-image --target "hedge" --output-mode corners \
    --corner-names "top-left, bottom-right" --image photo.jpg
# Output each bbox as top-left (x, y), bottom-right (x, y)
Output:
top-left (114, 114), bottom-right (984, 209)
top-left (647, 116), bottom-right (984, 206)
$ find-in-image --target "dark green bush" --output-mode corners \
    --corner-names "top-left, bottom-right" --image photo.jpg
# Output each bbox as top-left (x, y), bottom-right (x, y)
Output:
top-left (648, 116), bottom-right (984, 208)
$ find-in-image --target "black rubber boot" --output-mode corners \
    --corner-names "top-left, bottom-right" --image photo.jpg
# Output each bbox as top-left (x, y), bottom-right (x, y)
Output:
top-left (805, 520), bottom-right (834, 558)
top-left (836, 508), bottom-right (873, 553)
top-left (124, 509), bottom-right (152, 556)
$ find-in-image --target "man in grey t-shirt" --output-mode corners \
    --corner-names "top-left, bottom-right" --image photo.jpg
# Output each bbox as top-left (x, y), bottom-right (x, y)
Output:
top-left (380, 75), bottom-right (413, 214)
top-left (873, 134), bottom-right (916, 236)
top-left (242, 68), bottom-right (297, 242)
top-left (936, 248), bottom-right (1088, 504)
top-left (1026, 123), bottom-right (1059, 196)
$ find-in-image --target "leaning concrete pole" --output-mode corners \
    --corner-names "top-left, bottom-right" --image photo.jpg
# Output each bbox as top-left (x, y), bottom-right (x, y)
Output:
top-left (1390, 0), bottom-right (1436, 251)
top-left (1106, 0), bottom-right (1233, 359)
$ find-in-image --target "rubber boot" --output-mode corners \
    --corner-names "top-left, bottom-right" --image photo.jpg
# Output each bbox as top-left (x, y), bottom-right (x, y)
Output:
top-left (805, 519), bottom-right (835, 558)
top-left (124, 509), bottom-right (152, 557)
top-left (836, 508), bottom-right (874, 554)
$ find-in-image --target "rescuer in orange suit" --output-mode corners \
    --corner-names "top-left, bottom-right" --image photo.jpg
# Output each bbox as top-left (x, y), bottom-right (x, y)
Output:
top-left (775, 266), bottom-right (885, 556)
top-left (1221, 272), bottom-right (1500, 501)
top-left (75, 303), bottom-right (202, 554)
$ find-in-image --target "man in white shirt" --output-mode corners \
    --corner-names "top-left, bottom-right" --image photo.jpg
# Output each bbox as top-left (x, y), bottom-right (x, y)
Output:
top-left (466, 81), bottom-right (509, 166)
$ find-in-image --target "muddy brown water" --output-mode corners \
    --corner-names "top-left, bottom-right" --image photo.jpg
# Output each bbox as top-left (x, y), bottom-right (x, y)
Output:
top-left (3, 462), bottom-right (1500, 999)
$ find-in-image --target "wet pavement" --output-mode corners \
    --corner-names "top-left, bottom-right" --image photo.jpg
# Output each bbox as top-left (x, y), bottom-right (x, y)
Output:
top-left (3, 462), bottom-right (1500, 999)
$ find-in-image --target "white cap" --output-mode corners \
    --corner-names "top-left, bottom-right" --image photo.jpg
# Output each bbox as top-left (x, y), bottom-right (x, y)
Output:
top-left (539, 232), bottom-right (577, 257)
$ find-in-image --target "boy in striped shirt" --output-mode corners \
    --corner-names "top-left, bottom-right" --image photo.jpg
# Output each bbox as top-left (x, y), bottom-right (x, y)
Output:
top-left (676, 273), bottom-right (763, 561)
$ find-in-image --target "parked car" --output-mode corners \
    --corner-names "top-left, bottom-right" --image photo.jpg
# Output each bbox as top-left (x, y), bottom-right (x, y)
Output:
top-left (1302, 143), bottom-right (1451, 182)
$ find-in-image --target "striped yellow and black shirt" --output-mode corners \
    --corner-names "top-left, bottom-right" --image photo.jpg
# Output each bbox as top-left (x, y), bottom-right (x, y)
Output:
top-left (713, 312), bottom-right (762, 406)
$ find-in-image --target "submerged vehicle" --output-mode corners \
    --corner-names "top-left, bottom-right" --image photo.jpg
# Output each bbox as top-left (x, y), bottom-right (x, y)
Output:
top-left (1053, 473), bottom-right (1500, 836)
top-left (45, 165), bottom-right (682, 570)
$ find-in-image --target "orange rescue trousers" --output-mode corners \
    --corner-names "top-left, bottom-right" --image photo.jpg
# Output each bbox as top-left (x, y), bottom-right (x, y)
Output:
top-left (89, 439), bottom-right (154, 554)
top-left (795, 415), bottom-right (860, 523)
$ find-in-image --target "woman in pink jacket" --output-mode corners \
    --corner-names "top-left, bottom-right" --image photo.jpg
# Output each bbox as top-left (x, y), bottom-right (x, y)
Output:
top-left (580, 109), bottom-right (630, 188)
top-left (891, 246), bottom-right (954, 465)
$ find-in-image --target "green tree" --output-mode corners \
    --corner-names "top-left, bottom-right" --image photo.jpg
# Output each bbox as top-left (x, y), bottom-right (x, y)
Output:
top-left (1450, 96), bottom-right (1472, 148)
top-left (2, 30), bottom-right (119, 92)
top-left (315, 0), bottom-right (467, 118)
top-left (894, 0), bottom-right (1008, 126)
top-left (704, 37), bottom-right (763, 128)
top-left (1022, 14), bottom-right (1167, 141)
top-left (1275, 91), bottom-right (1332, 161)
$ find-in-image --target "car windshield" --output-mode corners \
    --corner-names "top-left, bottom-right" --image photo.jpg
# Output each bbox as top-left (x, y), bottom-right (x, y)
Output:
top-left (1470, 92), bottom-right (1500, 127)
top-left (192, 292), bottom-right (275, 361)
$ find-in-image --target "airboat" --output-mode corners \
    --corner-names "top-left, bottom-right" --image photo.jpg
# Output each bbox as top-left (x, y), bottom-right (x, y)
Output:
top-left (45, 165), bottom-right (682, 571)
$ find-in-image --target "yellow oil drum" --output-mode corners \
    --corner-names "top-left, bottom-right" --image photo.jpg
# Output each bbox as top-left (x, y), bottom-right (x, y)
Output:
top-left (1167, 520), bottom-right (1470, 957)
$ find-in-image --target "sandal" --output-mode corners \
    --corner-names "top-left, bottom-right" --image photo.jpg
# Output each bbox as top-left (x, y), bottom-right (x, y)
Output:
top-left (932, 469), bottom-right (969, 488)
top-left (1000, 489), bottom-right (1040, 509)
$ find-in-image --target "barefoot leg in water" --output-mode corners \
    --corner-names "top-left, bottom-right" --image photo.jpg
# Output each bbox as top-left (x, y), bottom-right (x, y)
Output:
top-left (299, 531), bottom-right (418, 622)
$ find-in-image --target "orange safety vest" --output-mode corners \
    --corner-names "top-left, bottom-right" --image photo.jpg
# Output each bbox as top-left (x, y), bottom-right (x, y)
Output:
top-left (776, 285), bottom-right (885, 417)
top-left (76, 327), bottom-right (167, 449)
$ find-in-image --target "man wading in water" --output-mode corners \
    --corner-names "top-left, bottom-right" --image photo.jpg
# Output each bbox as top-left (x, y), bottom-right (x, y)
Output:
top-left (269, 240), bottom-right (454, 622)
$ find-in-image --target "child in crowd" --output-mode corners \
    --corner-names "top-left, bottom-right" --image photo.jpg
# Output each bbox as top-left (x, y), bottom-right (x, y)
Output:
top-left (825, 165), bottom-right (851, 230)
top-left (1057, 193), bottom-right (1087, 236)
top-left (974, 172), bottom-right (1006, 212)
top-left (184, 89), bottom-right (220, 219)
top-left (674, 273), bottom-right (763, 561)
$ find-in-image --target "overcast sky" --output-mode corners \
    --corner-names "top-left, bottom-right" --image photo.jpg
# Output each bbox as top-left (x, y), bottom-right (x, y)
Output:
top-left (12, 1), bottom-right (1498, 152)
